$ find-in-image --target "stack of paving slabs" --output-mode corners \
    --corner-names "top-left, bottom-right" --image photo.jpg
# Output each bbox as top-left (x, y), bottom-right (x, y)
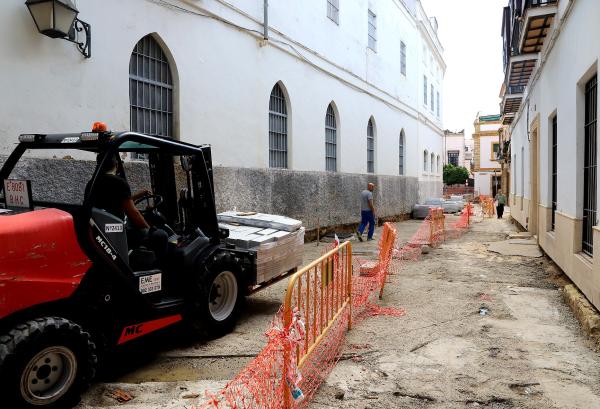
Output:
top-left (218, 211), bottom-right (305, 284)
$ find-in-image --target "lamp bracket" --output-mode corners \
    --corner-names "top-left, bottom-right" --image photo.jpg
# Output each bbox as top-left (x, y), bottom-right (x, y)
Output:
top-left (65, 18), bottom-right (91, 58)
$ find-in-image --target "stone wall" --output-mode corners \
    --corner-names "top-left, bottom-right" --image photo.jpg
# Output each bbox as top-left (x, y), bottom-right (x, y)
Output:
top-left (213, 167), bottom-right (424, 229)
top-left (1, 157), bottom-right (435, 229)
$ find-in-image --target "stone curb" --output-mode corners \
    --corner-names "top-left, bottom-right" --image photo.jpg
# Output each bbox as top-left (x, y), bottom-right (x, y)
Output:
top-left (562, 284), bottom-right (600, 347)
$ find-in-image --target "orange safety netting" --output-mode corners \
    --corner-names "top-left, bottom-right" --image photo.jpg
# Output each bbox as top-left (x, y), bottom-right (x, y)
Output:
top-left (196, 224), bottom-right (401, 409)
top-left (195, 215), bottom-right (473, 409)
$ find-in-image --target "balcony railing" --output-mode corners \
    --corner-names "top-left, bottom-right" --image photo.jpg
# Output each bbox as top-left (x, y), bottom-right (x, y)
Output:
top-left (525, 0), bottom-right (557, 8)
top-left (507, 85), bottom-right (525, 95)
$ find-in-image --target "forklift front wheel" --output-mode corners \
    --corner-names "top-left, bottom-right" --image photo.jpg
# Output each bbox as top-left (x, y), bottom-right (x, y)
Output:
top-left (209, 270), bottom-right (238, 322)
top-left (195, 265), bottom-right (243, 338)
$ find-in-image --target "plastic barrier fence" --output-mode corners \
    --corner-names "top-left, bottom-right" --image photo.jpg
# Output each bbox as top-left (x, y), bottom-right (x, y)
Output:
top-left (282, 241), bottom-right (353, 407)
top-left (197, 224), bottom-right (402, 409)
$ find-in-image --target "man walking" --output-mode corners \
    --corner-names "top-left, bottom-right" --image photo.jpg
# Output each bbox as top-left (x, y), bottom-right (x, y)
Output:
top-left (496, 190), bottom-right (506, 219)
top-left (356, 183), bottom-right (376, 241)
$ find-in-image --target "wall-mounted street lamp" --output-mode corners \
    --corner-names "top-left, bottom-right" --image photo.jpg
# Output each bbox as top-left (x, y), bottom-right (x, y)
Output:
top-left (25, 0), bottom-right (91, 58)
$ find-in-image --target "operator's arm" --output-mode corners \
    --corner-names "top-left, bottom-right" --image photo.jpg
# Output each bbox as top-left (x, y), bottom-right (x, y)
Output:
top-left (131, 189), bottom-right (151, 202)
top-left (123, 199), bottom-right (150, 229)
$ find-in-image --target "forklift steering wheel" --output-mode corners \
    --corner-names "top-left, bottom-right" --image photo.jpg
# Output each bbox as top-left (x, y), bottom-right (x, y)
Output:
top-left (134, 194), bottom-right (164, 211)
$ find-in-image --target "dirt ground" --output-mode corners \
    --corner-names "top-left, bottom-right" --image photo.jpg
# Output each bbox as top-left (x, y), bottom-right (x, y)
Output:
top-left (77, 209), bottom-right (600, 409)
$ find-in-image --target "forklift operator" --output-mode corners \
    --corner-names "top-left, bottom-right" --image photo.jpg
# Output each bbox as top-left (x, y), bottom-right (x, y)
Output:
top-left (86, 153), bottom-right (169, 258)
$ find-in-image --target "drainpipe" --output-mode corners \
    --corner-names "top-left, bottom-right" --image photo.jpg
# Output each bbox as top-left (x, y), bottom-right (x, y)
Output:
top-left (263, 0), bottom-right (269, 40)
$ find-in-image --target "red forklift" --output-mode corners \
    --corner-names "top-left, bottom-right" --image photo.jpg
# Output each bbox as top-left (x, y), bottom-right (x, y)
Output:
top-left (0, 127), bottom-right (260, 408)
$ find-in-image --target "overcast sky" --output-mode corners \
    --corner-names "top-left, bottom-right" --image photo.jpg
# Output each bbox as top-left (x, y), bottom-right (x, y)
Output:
top-left (421, 0), bottom-right (507, 137)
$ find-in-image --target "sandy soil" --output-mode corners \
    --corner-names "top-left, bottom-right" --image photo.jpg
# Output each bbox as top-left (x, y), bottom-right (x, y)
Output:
top-left (77, 210), bottom-right (600, 409)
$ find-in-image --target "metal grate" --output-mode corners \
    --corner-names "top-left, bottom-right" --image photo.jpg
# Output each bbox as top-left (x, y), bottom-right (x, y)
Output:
top-left (269, 84), bottom-right (288, 168)
top-left (129, 35), bottom-right (173, 160)
top-left (399, 131), bottom-right (405, 175)
top-left (448, 151), bottom-right (459, 166)
top-left (430, 85), bottom-right (434, 112)
top-left (325, 104), bottom-right (337, 171)
top-left (400, 41), bottom-right (406, 75)
top-left (368, 10), bottom-right (377, 51)
top-left (367, 119), bottom-right (375, 173)
top-left (583, 75), bottom-right (597, 256)
top-left (551, 115), bottom-right (557, 231)
top-left (327, 0), bottom-right (339, 24)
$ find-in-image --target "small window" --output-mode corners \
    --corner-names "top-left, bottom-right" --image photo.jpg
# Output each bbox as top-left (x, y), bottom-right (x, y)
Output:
top-left (430, 153), bottom-right (435, 172)
top-left (437, 155), bottom-right (441, 174)
top-left (437, 91), bottom-right (440, 117)
top-left (327, 0), bottom-right (339, 24)
top-left (423, 76), bottom-right (428, 105)
top-left (368, 10), bottom-right (377, 51)
top-left (448, 150), bottom-right (459, 166)
top-left (367, 118), bottom-right (375, 173)
top-left (423, 150), bottom-right (428, 172)
top-left (430, 85), bottom-right (434, 111)
top-left (400, 41), bottom-right (407, 76)
top-left (325, 104), bottom-right (337, 171)
top-left (492, 142), bottom-right (500, 160)
top-left (269, 83), bottom-right (288, 169)
top-left (399, 130), bottom-right (405, 175)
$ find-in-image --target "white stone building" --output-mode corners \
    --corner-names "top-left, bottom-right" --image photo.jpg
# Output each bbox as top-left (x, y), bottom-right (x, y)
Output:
top-left (501, 0), bottom-right (600, 310)
top-left (443, 129), bottom-right (471, 169)
top-left (0, 0), bottom-right (445, 227)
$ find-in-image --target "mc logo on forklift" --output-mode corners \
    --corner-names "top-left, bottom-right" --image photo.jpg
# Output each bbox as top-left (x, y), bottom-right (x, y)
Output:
top-left (118, 315), bottom-right (183, 345)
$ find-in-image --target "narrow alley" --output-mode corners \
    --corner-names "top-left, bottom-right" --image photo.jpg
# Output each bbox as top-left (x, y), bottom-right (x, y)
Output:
top-left (75, 210), bottom-right (600, 409)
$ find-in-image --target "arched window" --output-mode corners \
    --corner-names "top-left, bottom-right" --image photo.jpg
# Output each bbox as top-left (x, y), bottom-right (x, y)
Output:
top-left (423, 150), bottom-right (428, 172)
top-left (325, 104), bottom-right (337, 171)
top-left (437, 155), bottom-right (441, 174)
top-left (430, 153), bottom-right (435, 172)
top-left (269, 83), bottom-right (288, 168)
top-left (129, 35), bottom-right (173, 140)
top-left (399, 130), bottom-right (405, 175)
top-left (367, 118), bottom-right (375, 173)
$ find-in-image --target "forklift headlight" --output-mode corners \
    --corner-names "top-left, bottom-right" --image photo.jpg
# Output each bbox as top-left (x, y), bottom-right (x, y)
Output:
top-left (18, 134), bottom-right (44, 143)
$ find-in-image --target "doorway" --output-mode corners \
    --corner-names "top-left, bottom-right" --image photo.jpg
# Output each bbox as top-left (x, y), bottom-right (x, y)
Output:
top-left (529, 120), bottom-right (540, 236)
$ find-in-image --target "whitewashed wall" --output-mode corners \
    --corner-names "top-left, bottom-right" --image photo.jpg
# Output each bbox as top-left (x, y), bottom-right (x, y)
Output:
top-left (0, 0), bottom-right (444, 181)
top-left (510, 0), bottom-right (599, 218)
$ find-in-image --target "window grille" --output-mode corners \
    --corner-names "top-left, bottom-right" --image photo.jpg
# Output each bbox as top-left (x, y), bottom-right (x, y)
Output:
top-left (327, 0), bottom-right (339, 24)
top-left (430, 85), bottom-right (434, 111)
top-left (400, 41), bottom-right (407, 75)
top-left (583, 75), bottom-right (597, 256)
top-left (430, 153), bottom-right (435, 172)
top-left (551, 115), bottom-right (557, 231)
top-left (129, 35), bottom-right (174, 159)
top-left (448, 150), bottom-right (459, 166)
top-left (367, 119), bottom-right (375, 173)
top-left (269, 84), bottom-right (288, 168)
top-left (424, 76), bottom-right (428, 105)
top-left (399, 131), bottom-right (405, 175)
top-left (423, 151), bottom-right (428, 172)
top-left (368, 10), bottom-right (377, 51)
top-left (325, 104), bottom-right (337, 171)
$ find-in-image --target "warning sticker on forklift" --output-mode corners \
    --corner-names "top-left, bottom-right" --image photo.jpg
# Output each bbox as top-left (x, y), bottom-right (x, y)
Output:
top-left (139, 274), bottom-right (162, 294)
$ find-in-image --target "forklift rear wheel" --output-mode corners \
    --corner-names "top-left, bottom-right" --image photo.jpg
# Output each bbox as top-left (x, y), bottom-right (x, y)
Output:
top-left (0, 317), bottom-right (97, 409)
top-left (196, 265), bottom-right (243, 338)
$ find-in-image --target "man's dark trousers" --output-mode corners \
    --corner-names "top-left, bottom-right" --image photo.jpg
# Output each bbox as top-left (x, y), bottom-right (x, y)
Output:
top-left (497, 204), bottom-right (505, 219)
top-left (358, 210), bottom-right (375, 239)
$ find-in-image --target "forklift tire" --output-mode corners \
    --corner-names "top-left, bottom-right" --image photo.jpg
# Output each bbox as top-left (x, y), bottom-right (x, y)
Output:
top-left (0, 317), bottom-right (97, 409)
top-left (194, 263), bottom-right (243, 339)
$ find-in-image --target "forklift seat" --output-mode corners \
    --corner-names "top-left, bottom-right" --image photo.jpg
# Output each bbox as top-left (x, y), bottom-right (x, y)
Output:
top-left (91, 208), bottom-right (129, 265)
